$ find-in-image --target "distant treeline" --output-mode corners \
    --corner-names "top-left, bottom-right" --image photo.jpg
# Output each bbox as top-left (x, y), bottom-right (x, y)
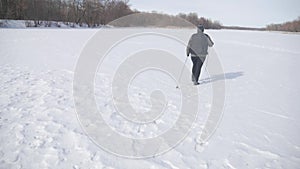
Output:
top-left (0, 0), bottom-right (222, 28)
top-left (0, 0), bottom-right (133, 27)
top-left (221, 26), bottom-right (266, 31)
top-left (109, 12), bottom-right (222, 28)
top-left (1, 0), bottom-right (300, 31)
top-left (177, 13), bottom-right (222, 29)
top-left (267, 17), bottom-right (300, 32)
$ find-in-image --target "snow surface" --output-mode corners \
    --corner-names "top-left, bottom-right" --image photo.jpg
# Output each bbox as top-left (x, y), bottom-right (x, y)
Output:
top-left (0, 20), bottom-right (27, 29)
top-left (0, 28), bottom-right (300, 169)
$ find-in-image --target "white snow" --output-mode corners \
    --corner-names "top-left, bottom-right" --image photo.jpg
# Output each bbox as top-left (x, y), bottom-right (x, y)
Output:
top-left (0, 28), bottom-right (300, 169)
top-left (0, 20), bottom-right (27, 28)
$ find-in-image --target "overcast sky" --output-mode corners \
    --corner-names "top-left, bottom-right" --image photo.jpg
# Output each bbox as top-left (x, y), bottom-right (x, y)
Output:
top-left (129, 0), bottom-right (300, 27)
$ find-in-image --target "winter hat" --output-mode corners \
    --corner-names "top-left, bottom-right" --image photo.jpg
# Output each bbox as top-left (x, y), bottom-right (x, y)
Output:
top-left (197, 24), bottom-right (204, 32)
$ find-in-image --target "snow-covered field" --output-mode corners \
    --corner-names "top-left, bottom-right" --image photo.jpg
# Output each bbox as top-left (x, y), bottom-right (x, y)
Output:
top-left (0, 28), bottom-right (300, 169)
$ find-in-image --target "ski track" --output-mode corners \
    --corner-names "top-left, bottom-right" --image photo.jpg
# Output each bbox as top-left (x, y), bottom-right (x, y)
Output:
top-left (250, 108), bottom-right (292, 121)
top-left (1, 29), bottom-right (300, 169)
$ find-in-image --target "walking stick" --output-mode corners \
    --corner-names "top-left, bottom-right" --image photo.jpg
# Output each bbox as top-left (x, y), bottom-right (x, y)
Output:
top-left (176, 57), bottom-right (188, 89)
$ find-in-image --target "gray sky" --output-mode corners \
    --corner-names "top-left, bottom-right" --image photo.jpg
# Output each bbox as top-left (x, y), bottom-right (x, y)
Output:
top-left (129, 0), bottom-right (300, 27)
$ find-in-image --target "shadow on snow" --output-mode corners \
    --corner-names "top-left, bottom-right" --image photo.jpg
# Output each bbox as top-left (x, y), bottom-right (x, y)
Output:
top-left (200, 71), bottom-right (244, 85)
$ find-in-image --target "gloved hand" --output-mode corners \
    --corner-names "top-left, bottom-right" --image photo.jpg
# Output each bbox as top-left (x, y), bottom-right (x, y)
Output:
top-left (186, 47), bottom-right (191, 57)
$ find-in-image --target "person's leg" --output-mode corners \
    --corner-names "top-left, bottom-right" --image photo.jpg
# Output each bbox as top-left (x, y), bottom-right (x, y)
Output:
top-left (192, 57), bottom-right (203, 83)
top-left (197, 58), bottom-right (204, 81)
top-left (191, 57), bottom-right (198, 82)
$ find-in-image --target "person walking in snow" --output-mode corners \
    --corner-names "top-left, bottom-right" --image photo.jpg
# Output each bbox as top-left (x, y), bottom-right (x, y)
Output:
top-left (186, 24), bottom-right (214, 85)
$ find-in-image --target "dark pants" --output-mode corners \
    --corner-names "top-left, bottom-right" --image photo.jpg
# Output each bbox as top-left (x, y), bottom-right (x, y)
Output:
top-left (191, 56), bottom-right (204, 82)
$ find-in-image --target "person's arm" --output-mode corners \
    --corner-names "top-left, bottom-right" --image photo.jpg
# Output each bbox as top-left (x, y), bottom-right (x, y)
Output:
top-left (186, 36), bottom-right (192, 57)
top-left (205, 34), bottom-right (214, 47)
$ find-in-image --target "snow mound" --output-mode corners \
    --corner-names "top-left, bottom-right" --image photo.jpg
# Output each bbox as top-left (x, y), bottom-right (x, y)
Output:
top-left (0, 19), bottom-right (108, 28)
top-left (0, 20), bottom-right (26, 28)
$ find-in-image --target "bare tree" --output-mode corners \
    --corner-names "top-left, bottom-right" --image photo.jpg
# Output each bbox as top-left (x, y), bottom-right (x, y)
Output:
top-left (267, 17), bottom-right (300, 32)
